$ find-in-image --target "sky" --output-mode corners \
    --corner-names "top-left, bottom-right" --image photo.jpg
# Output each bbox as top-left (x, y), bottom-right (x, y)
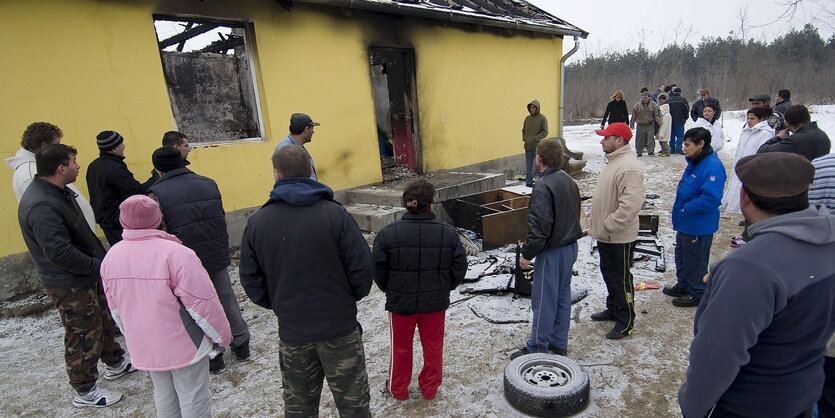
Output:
top-left (527, 0), bottom-right (835, 63)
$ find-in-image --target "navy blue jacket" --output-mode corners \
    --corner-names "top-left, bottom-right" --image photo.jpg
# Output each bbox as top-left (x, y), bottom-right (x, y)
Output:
top-left (149, 168), bottom-right (230, 275)
top-left (372, 212), bottom-right (467, 315)
top-left (86, 152), bottom-right (153, 230)
top-left (672, 148), bottom-right (726, 235)
top-left (666, 93), bottom-right (690, 126)
top-left (239, 178), bottom-right (372, 344)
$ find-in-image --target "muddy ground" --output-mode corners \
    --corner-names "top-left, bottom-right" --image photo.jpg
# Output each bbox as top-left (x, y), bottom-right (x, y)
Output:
top-left (0, 118), bottom-right (760, 417)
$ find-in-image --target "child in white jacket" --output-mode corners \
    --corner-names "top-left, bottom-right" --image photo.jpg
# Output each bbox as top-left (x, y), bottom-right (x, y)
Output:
top-left (658, 103), bottom-right (672, 156)
top-left (101, 195), bottom-right (232, 417)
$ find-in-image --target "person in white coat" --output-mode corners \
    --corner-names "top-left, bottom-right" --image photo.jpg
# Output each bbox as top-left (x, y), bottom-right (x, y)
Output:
top-left (692, 104), bottom-right (724, 152)
top-left (720, 107), bottom-right (774, 247)
top-left (657, 103), bottom-right (672, 156)
top-left (6, 122), bottom-right (96, 232)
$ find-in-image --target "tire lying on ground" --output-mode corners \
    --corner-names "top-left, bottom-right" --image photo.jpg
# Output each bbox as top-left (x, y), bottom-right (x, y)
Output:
top-left (503, 353), bottom-right (590, 417)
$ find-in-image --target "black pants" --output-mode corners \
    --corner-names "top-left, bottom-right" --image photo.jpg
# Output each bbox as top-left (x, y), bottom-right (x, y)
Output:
top-left (821, 355), bottom-right (835, 418)
top-left (102, 226), bottom-right (123, 247)
top-left (708, 403), bottom-right (812, 417)
top-left (597, 241), bottom-right (636, 334)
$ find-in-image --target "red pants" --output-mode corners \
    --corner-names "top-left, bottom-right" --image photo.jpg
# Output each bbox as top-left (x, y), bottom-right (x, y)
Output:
top-left (388, 311), bottom-right (445, 400)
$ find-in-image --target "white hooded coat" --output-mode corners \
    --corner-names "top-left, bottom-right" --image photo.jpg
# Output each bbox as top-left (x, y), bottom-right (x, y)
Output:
top-left (6, 148), bottom-right (97, 232)
top-left (658, 103), bottom-right (672, 143)
top-left (720, 120), bottom-right (775, 213)
top-left (693, 117), bottom-right (724, 152)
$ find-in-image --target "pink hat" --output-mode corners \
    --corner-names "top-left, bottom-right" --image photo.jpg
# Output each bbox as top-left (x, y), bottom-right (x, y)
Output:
top-left (119, 195), bottom-right (162, 230)
top-left (596, 122), bottom-right (633, 141)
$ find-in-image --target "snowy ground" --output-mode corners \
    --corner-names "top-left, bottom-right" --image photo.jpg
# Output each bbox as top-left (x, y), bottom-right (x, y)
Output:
top-left (0, 106), bottom-right (832, 417)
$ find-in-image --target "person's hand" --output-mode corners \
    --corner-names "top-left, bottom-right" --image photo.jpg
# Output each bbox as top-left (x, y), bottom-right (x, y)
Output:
top-left (777, 128), bottom-right (790, 139)
top-left (519, 257), bottom-right (533, 270)
top-left (703, 272), bottom-right (711, 283)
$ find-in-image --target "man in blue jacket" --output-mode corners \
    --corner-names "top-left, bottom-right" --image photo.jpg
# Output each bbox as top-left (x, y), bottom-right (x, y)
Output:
top-left (679, 152), bottom-right (835, 417)
top-left (239, 145), bottom-right (372, 417)
top-left (664, 128), bottom-right (725, 307)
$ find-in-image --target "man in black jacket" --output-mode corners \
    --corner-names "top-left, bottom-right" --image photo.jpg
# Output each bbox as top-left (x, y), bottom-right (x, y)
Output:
top-left (86, 130), bottom-right (153, 245)
top-left (690, 89), bottom-right (721, 122)
top-left (758, 105), bottom-right (831, 161)
top-left (666, 88), bottom-right (690, 154)
top-left (240, 145), bottom-right (372, 417)
top-left (19, 144), bottom-right (134, 408)
top-left (148, 147), bottom-right (250, 374)
top-left (510, 138), bottom-right (583, 359)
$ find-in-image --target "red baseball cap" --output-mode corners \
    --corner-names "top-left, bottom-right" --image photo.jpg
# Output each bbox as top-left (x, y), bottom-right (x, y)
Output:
top-left (596, 122), bottom-right (633, 141)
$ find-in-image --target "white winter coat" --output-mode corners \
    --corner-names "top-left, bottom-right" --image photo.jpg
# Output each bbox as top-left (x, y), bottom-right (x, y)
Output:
top-left (6, 147), bottom-right (96, 231)
top-left (658, 104), bottom-right (672, 142)
top-left (693, 117), bottom-right (724, 152)
top-left (720, 121), bottom-right (774, 213)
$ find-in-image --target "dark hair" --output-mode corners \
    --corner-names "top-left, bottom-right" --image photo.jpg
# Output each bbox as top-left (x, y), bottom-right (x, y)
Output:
top-left (36, 143), bottom-right (76, 177)
top-left (162, 131), bottom-right (187, 147)
top-left (784, 105), bottom-right (811, 126)
top-left (272, 145), bottom-right (311, 177)
top-left (640, 87), bottom-right (649, 93)
top-left (683, 127), bottom-right (712, 147)
top-left (703, 104), bottom-right (717, 112)
top-left (536, 138), bottom-right (563, 168)
top-left (743, 186), bottom-right (808, 215)
top-left (402, 179), bottom-right (434, 214)
top-left (778, 89), bottom-right (791, 100)
top-left (746, 107), bottom-right (768, 120)
top-left (658, 94), bottom-right (668, 101)
top-left (21, 122), bottom-right (63, 152)
top-left (663, 86), bottom-right (672, 93)
top-left (289, 124), bottom-right (306, 135)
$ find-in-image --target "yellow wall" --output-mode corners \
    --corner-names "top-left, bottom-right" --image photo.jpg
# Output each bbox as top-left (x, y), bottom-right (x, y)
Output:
top-left (0, 0), bottom-right (564, 257)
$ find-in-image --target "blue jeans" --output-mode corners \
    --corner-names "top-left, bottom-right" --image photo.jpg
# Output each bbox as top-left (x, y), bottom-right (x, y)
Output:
top-left (671, 124), bottom-right (685, 153)
top-left (525, 150), bottom-right (536, 186)
top-left (674, 232), bottom-right (713, 299)
top-left (526, 242), bottom-right (578, 353)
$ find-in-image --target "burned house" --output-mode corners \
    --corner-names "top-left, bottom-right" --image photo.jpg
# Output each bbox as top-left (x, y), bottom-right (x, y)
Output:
top-left (0, 0), bottom-right (586, 298)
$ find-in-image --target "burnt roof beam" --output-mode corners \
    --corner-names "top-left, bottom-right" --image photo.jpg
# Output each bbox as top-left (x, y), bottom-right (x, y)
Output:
top-left (158, 23), bottom-right (221, 49)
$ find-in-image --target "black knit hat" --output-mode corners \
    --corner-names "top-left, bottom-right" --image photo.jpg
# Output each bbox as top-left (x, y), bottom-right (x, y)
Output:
top-left (96, 130), bottom-right (124, 151)
top-left (152, 146), bottom-right (183, 173)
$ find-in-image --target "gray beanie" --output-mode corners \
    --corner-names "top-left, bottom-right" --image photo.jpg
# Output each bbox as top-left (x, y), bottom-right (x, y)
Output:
top-left (96, 130), bottom-right (124, 152)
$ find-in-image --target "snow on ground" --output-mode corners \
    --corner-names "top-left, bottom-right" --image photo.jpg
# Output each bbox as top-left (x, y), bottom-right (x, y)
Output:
top-left (1, 106), bottom-right (833, 417)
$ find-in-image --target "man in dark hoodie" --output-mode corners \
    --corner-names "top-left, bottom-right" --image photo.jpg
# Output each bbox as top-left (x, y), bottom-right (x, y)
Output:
top-left (239, 145), bottom-right (373, 417)
top-left (678, 152), bottom-right (835, 418)
top-left (86, 130), bottom-right (154, 245)
top-left (522, 99), bottom-right (548, 187)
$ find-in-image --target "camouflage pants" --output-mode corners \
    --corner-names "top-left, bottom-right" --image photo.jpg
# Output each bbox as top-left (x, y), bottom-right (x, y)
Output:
top-left (279, 328), bottom-right (371, 418)
top-left (45, 281), bottom-right (124, 393)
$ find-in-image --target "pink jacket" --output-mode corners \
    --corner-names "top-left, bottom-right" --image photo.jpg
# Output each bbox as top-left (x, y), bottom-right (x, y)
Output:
top-left (101, 229), bottom-right (232, 371)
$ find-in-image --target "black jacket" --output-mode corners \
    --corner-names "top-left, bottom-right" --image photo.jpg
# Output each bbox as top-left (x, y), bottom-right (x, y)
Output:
top-left (667, 93), bottom-right (690, 125)
top-left (372, 212), bottom-right (467, 315)
top-left (601, 100), bottom-right (629, 126)
top-left (149, 168), bottom-right (230, 274)
top-left (757, 121), bottom-right (831, 161)
top-left (239, 178), bottom-right (372, 344)
top-left (86, 153), bottom-right (153, 230)
top-left (522, 167), bottom-right (583, 260)
top-left (18, 178), bottom-right (106, 288)
top-left (690, 97), bottom-right (722, 122)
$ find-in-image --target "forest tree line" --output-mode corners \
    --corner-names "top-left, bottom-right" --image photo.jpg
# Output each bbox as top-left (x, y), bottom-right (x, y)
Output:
top-left (564, 24), bottom-right (835, 122)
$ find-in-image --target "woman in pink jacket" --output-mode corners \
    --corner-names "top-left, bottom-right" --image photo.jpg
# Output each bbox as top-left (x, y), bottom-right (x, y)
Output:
top-left (101, 195), bottom-right (232, 417)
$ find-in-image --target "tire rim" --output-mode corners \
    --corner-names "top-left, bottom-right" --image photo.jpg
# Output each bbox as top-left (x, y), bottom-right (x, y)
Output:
top-left (520, 361), bottom-right (572, 388)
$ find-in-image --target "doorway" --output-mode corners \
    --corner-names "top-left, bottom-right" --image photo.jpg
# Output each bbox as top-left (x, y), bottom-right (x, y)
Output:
top-left (369, 48), bottom-right (422, 175)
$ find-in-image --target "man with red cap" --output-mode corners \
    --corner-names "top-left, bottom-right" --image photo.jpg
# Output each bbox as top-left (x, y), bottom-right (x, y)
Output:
top-left (588, 123), bottom-right (645, 340)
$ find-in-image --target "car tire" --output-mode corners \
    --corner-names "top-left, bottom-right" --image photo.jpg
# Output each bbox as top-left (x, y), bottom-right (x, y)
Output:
top-left (503, 353), bottom-right (590, 417)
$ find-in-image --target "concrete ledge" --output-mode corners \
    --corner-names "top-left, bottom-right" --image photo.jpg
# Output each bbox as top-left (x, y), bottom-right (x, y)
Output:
top-left (345, 203), bottom-right (407, 233)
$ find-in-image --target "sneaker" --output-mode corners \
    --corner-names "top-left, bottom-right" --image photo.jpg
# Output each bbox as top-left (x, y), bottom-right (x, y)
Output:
top-left (659, 153), bottom-right (670, 157)
top-left (637, 153), bottom-right (643, 157)
top-left (209, 351), bottom-right (226, 374)
top-left (548, 345), bottom-right (567, 356)
top-left (590, 310), bottom-right (616, 322)
top-left (233, 342), bottom-right (251, 362)
top-left (72, 384), bottom-right (123, 408)
top-left (662, 284), bottom-right (688, 298)
top-left (509, 347), bottom-right (529, 360)
top-left (730, 238), bottom-right (747, 248)
top-left (605, 327), bottom-right (632, 340)
top-left (648, 152), bottom-right (655, 156)
top-left (672, 294), bottom-right (700, 307)
top-left (103, 357), bottom-right (136, 381)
